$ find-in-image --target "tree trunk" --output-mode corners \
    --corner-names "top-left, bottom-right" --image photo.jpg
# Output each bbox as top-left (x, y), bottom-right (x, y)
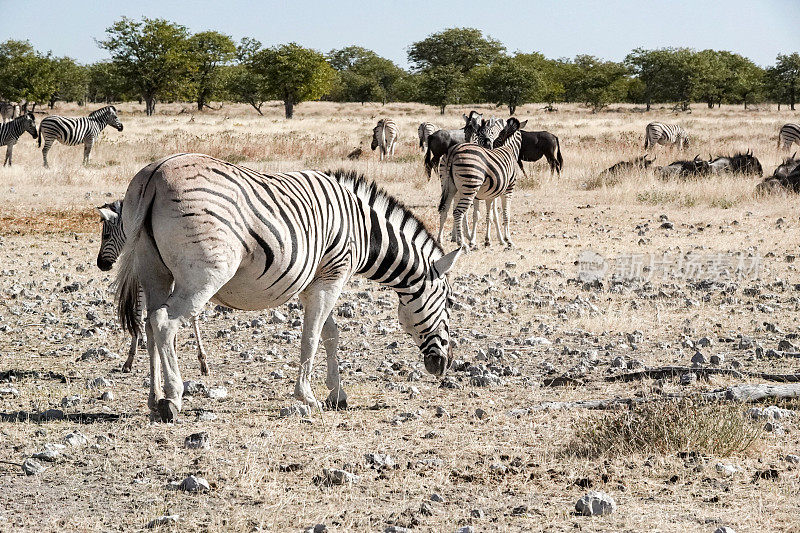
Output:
top-left (509, 104), bottom-right (516, 115)
top-left (284, 99), bottom-right (294, 119)
top-left (248, 101), bottom-right (264, 115)
top-left (197, 97), bottom-right (204, 111)
top-left (145, 97), bottom-right (155, 116)
top-left (791, 81), bottom-right (796, 111)
top-left (49, 95), bottom-right (56, 109)
top-left (30, 102), bottom-right (36, 113)
top-left (707, 100), bottom-right (713, 109)
top-left (439, 105), bottom-right (446, 115)
top-left (646, 99), bottom-right (651, 112)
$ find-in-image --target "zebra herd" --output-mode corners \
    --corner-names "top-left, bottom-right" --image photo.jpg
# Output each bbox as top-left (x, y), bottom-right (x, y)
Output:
top-left (0, 105), bottom-right (123, 167)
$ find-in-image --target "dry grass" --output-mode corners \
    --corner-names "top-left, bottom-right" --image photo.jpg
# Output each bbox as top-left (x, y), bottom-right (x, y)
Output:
top-left (1, 101), bottom-right (800, 532)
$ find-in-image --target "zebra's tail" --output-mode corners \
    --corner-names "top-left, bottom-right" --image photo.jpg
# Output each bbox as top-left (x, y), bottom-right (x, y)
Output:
top-left (554, 135), bottom-right (563, 173)
top-left (115, 183), bottom-right (157, 339)
top-left (424, 144), bottom-right (434, 178)
top-left (37, 126), bottom-right (41, 147)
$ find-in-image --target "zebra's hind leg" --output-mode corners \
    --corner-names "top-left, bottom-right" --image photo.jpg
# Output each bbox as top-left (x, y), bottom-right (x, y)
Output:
top-left (4, 144), bottom-right (12, 166)
top-left (451, 192), bottom-right (474, 250)
top-left (83, 138), bottom-right (94, 165)
top-left (484, 199), bottom-right (496, 247)
top-left (41, 139), bottom-right (53, 168)
top-left (193, 316), bottom-right (209, 376)
top-left (491, 198), bottom-right (505, 246)
top-left (500, 195), bottom-right (513, 248)
top-left (296, 277), bottom-right (346, 410)
top-left (122, 286), bottom-right (146, 373)
top-left (322, 313), bottom-right (347, 410)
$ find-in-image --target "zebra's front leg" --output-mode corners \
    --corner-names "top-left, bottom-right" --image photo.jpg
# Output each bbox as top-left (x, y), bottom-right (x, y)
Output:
top-left (490, 198), bottom-right (505, 246)
top-left (484, 199), bottom-right (495, 247)
top-left (437, 178), bottom-right (454, 244)
top-left (193, 315), bottom-right (209, 376)
top-left (3, 144), bottom-right (12, 166)
top-left (83, 139), bottom-right (94, 165)
top-left (500, 195), bottom-right (513, 248)
top-left (451, 193), bottom-right (473, 250)
top-left (41, 140), bottom-right (53, 168)
top-left (467, 201), bottom-right (481, 249)
top-left (296, 280), bottom-right (345, 409)
top-left (321, 314), bottom-right (347, 409)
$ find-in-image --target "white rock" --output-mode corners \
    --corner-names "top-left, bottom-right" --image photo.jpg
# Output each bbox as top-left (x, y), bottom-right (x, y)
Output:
top-left (146, 515), bottom-right (180, 528)
top-left (575, 491), bottom-right (616, 516)
top-left (206, 386), bottom-right (228, 400)
top-left (785, 454), bottom-right (800, 464)
top-left (64, 431), bottom-right (88, 447)
top-left (33, 443), bottom-right (66, 462)
top-left (714, 528), bottom-right (737, 533)
top-left (715, 463), bottom-right (741, 477)
top-left (185, 432), bottom-right (209, 449)
top-left (22, 458), bottom-right (46, 476)
top-left (86, 377), bottom-right (112, 389)
top-left (0, 387), bottom-right (20, 397)
top-left (322, 468), bottom-right (359, 485)
top-left (169, 475), bottom-right (210, 492)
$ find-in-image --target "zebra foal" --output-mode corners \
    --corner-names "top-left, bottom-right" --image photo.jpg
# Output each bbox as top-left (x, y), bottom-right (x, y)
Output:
top-left (96, 201), bottom-right (209, 375)
top-left (644, 122), bottom-right (689, 150)
top-left (114, 153), bottom-right (461, 421)
top-left (39, 105), bottom-right (123, 167)
top-left (371, 118), bottom-right (399, 160)
top-left (0, 112), bottom-right (37, 166)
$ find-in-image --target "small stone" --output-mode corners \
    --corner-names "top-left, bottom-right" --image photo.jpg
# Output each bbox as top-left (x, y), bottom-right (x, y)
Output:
top-left (61, 395), bottom-right (81, 408)
top-left (456, 527), bottom-right (475, 533)
top-left (32, 443), bottom-right (66, 462)
top-left (470, 508), bottom-right (485, 518)
top-left (430, 493), bottom-right (445, 503)
top-left (279, 404), bottom-right (310, 418)
top-left (270, 370), bottom-right (285, 379)
top-left (696, 337), bottom-right (713, 347)
top-left (175, 475), bottom-right (210, 492)
top-left (185, 432), bottom-right (209, 449)
top-left (575, 491), bottom-right (616, 516)
top-left (715, 463), bottom-right (740, 477)
top-left (22, 458), bottom-right (46, 476)
top-left (64, 432), bottom-right (88, 447)
top-left (0, 387), bottom-right (20, 397)
top-left (785, 454), bottom-right (800, 464)
top-left (322, 468), bottom-right (359, 485)
top-left (384, 527), bottom-right (410, 533)
top-left (691, 352), bottom-right (706, 364)
top-left (182, 381), bottom-right (206, 396)
top-left (709, 354), bottom-right (725, 365)
top-left (713, 528), bottom-right (737, 533)
top-left (86, 377), bottom-right (111, 389)
top-left (303, 524), bottom-right (327, 533)
top-left (146, 515), bottom-right (180, 529)
top-left (474, 408), bottom-right (488, 420)
top-left (100, 390), bottom-right (114, 401)
top-left (206, 386), bottom-right (228, 400)
top-left (778, 339), bottom-right (797, 351)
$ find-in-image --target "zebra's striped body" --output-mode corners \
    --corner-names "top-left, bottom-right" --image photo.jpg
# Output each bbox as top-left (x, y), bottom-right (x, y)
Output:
top-left (114, 153), bottom-right (461, 421)
top-left (96, 200), bottom-right (211, 376)
top-left (0, 112), bottom-right (37, 166)
top-left (371, 118), bottom-right (399, 160)
top-left (418, 122), bottom-right (437, 151)
top-left (438, 118), bottom-right (527, 249)
top-left (38, 105), bottom-right (123, 167)
top-left (778, 124), bottom-right (800, 151)
top-left (0, 102), bottom-right (20, 123)
top-left (644, 122), bottom-right (689, 150)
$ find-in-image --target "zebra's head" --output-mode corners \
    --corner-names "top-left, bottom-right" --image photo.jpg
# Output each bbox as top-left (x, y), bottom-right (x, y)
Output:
top-left (397, 247), bottom-right (462, 376)
top-left (92, 106), bottom-right (123, 131)
top-left (475, 117), bottom-right (504, 149)
top-left (22, 112), bottom-right (37, 138)
top-left (463, 111), bottom-right (483, 142)
top-left (96, 200), bottom-right (124, 271)
top-left (493, 117), bottom-right (528, 148)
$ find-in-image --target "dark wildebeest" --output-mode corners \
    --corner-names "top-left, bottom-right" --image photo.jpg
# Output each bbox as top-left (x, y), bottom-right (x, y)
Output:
top-left (499, 130), bottom-right (563, 176)
top-left (755, 153), bottom-right (800, 194)
top-left (708, 150), bottom-right (763, 176)
top-left (657, 155), bottom-right (711, 179)
top-left (773, 153), bottom-right (799, 180)
top-left (599, 155), bottom-right (654, 177)
top-left (423, 111), bottom-right (482, 178)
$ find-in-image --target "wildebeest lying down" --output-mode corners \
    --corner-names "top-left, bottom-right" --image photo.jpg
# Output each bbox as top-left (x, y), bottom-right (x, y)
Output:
top-left (755, 154), bottom-right (800, 194)
top-left (503, 130), bottom-right (563, 176)
top-left (708, 150), bottom-right (763, 176)
top-left (657, 155), bottom-right (711, 179)
top-left (599, 155), bottom-right (653, 177)
top-left (114, 153), bottom-right (461, 421)
top-left (423, 111), bottom-right (482, 177)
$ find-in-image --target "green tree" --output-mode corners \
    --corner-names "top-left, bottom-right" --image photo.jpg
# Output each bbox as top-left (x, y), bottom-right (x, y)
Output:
top-left (224, 39), bottom-right (271, 114)
top-left (769, 53), bottom-right (800, 110)
top-left (470, 55), bottom-right (541, 115)
top-left (565, 55), bottom-right (631, 112)
top-left (86, 61), bottom-right (130, 103)
top-left (248, 43), bottom-right (335, 118)
top-left (0, 39), bottom-right (57, 111)
top-left (187, 31), bottom-right (236, 111)
top-left (692, 49), bottom-right (728, 108)
top-left (408, 27), bottom-right (504, 74)
top-left (516, 52), bottom-right (566, 105)
top-left (417, 65), bottom-right (464, 114)
top-left (625, 47), bottom-right (693, 110)
top-left (49, 57), bottom-right (89, 107)
top-left (99, 17), bottom-right (192, 115)
top-left (328, 46), bottom-right (405, 104)
top-left (725, 53), bottom-right (764, 109)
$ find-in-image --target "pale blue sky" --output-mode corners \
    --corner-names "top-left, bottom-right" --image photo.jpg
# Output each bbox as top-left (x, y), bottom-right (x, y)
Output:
top-left (2, 0), bottom-right (798, 67)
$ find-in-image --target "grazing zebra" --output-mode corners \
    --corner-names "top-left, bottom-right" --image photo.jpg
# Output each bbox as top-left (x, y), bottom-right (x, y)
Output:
top-left (0, 102), bottom-right (20, 123)
top-left (438, 118), bottom-right (527, 249)
top-left (778, 124), bottom-right (800, 151)
top-left (371, 118), bottom-right (399, 160)
top-left (644, 122), bottom-right (689, 150)
top-left (418, 122), bottom-right (438, 152)
top-left (38, 105), bottom-right (123, 167)
top-left (0, 112), bottom-right (37, 166)
top-left (96, 200), bottom-right (209, 375)
top-left (113, 153), bottom-right (461, 421)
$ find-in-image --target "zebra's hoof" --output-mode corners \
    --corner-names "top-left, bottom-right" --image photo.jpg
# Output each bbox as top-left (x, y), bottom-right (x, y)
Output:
top-left (484, 240), bottom-right (491, 247)
top-left (157, 399), bottom-right (179, 423)
top-left (199, 361), bottom-right (209, 376)
top-left (121, 364), bottom-right (132, 373)
top-left (324, 396), bottom-right (348, 410)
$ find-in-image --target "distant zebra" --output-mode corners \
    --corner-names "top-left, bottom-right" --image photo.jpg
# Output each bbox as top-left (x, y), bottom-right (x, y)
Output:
top-left (113, 153), bottom-right (461, 421)
top-left (438, 118), bottom-right (527, 249)
top-left (418, 122), bottom-right (437, 152)
top-left (0, 102), bottom-right (20, 123)
top-left (0, 112), bottom-right (37, 166)
top-left (778, 124), bottom-right (800, 151)
top-left (371, 118), bottom-right (399, 160)
top-left (644, 122), bottom-right (689, 150)
top-left (96, 200), bottom-right (209, 375)
top-left (38, 105), bottom-right (123, 167)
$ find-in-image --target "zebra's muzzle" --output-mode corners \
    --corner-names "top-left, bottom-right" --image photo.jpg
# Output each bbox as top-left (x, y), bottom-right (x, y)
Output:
top-left (424, 353), bottom-right (448, 376)
top-left (115, 124), bottom-right (124, 131)
top-left (97, 256), bottom-right (114, 271)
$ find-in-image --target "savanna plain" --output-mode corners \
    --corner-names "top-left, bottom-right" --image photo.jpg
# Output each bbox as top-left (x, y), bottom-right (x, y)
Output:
top-left (1, 101), bottom-right (799, 532)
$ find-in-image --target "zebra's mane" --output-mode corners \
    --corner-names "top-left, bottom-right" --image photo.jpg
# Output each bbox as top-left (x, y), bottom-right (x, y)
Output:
top-left (328, 169), bottom-right (443, 254)
top-left (89, 106), bottom-right (114, 118)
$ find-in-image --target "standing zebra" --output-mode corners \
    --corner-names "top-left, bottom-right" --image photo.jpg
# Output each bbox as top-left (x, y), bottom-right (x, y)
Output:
top-left (96, 200), bottom-right (209, 375)
top-left (38, 105), bottom-right (123, 167)
top-left (0, 112), bottom-right (37, 166)
top-left (644, 122), bottom-right (689, 150)
top-left (778, 124), bottom-right (800, 151)
top-left (371, 118), bottom-right (399, 160)
top-left (438, 118), bottom-right (527, 249)
top-left (418, 122), bottom-right (438, 152)
top-left (114, 153), bottom-right (461, 421)
top-left (0, 102), bottom-right (20, 123)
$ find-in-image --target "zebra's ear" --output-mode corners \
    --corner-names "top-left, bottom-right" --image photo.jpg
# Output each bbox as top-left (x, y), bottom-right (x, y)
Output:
top-left (96, 205), bottom-right (119, 222)
top-left (431, 247), bottom-right (463, 279)
top-left (518, 120), bottom-right (528, 129)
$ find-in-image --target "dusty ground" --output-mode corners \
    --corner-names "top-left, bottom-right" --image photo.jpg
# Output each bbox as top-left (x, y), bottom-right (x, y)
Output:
top-left (1, 101), bottom-right (799, 532)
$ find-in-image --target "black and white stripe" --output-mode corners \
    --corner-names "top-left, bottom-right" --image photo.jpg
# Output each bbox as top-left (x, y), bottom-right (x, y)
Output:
top-left (418, 122), bottom-right (437, 151)
top-left (38, 105), bottom-right (123, 167)
top-left (644, 122), bottom-right (689, 150)
top-left (0, 112), bottom-right (37, 166)
top-left (371, 118), bottom-right (399, 160)
top-left (113, 153), bottom-right (461, 421)
top-left (778, 124), bottom-right (800, 151)
top-left (438, 118), bottom-right (527, 249)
